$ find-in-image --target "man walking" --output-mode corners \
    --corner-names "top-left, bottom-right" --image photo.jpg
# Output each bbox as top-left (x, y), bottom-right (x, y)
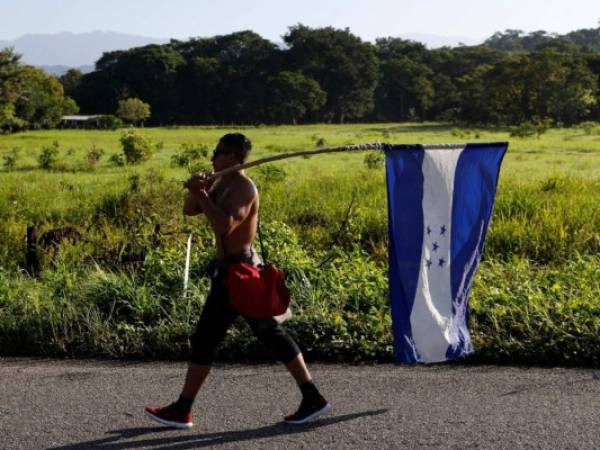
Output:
top-left (145, 133), bottom-right (330, 428)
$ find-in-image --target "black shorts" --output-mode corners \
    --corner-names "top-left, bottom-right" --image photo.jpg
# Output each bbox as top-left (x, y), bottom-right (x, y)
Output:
top-left (189, 252), bottom-right (301, 365)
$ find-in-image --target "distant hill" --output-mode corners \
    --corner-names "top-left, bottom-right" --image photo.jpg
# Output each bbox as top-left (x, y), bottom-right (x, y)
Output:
top-left (37, 65), bottom-right (94, 76)
top-left (2, 26), bottom-right (597, 76)
top-left (0, 31), bottom-right (168, 68)
top-left (397, 33), bottom-right (482, 48)
top-left (484, 27), bottom-right (600, 52)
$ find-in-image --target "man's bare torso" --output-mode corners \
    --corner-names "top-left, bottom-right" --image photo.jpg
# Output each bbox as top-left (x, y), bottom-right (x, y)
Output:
top-left (209, 174), bottom-right (258, 260)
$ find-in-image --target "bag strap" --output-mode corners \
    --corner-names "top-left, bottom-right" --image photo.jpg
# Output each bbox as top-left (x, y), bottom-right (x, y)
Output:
top-left (257, 217), bottom-right (268, 265)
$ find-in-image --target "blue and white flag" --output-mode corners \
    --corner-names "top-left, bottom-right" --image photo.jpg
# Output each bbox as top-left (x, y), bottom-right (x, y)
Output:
top-left (385, 142), bottom-right (508, 363)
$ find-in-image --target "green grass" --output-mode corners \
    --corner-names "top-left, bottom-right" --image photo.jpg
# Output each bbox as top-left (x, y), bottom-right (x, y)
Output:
top-left (0, 123), bottom-right (599, 365)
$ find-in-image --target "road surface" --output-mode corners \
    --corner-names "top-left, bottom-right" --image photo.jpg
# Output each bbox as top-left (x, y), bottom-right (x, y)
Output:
top-left (0, 358), bottom-right (598, 449)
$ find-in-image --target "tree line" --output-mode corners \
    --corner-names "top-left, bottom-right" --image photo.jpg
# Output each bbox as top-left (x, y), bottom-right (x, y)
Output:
top-left (0, 48), bottom-right (79, 132)
top-left (2, 25), bottom-right (600, 132)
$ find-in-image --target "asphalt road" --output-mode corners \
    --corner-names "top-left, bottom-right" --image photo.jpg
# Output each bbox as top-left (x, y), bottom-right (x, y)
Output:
top-left (0, 358), bottom-right (598, 449)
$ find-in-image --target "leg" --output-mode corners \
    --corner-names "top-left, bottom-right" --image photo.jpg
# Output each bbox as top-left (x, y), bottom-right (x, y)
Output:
top-left (180, 363), bottom-right (211, 400)
top-left (184, 276), bottom-right (237, 400)
top-left (248, 320), bottom-right (330, 423)
top-left (145, 275), bottom-right (237, 428)
top-left (247, 320), bottom-right (310, 385)
top-left (284, 352), bottom-right (311, 385)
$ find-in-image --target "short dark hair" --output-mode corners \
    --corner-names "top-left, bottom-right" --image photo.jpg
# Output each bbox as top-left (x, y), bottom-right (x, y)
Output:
top-left (219, 133), bottom-right (252, 162)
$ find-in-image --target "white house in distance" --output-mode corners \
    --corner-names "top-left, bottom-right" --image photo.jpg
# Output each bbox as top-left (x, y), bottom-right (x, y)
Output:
top-left (60, 115), bottom-right (103, 128)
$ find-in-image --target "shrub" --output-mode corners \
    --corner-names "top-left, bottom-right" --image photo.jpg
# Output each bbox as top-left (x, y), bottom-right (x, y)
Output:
top-left (108, 153), bottom-right (125, 167)
top-left (2, 147), bottom-right (19, 171)
top-left (257, 165), bottom-right (287, 183)
top-left (510, 123), bottom-right (535, 138)
top-left (97, 115), bottom-right (123, 130)
top-left (364, 152), bottom-right (384, 169)
top-left (117, 98), bottom-right (151, 126)
top-left (86, 145), bottom-right (105, 167)
top-left (578, 121), bottom-right (598, 135)
top-left (120, 131), bottom-right (154, 164)
top-left (38, 141), bottom-right (60, 170)
top-left (170, 143), bottom-right (209, 167)
top-left (187, 160), bottom-right (212, 175)
top-left (511, 118), bottom-right (552, 138)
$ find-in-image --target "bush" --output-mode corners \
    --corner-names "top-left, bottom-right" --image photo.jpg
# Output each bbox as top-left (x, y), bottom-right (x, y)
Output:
top-left (86, 145), bottom-right (105, 168)
top-left (578, 121), bottom-right (598, 135)
top-left (187, 160), bottom-right (212, 175)
top-left (364, 152), bottom-right (384, 169)
top-left (511, 118), bottom-right (552, 138)
top-left (120, 131), bottom-right (154, 165)
top-left (97, 115), bottom-right (123, 130)
top-left (117, 98), bottom-right (151, 126)
top-left (2, 147), bottom-right (19, 171)
top-left (38, 141), bottom-right (60, 170)
top-left (170, 143), bottom-right (209, 167)
top-left (257, 165), bottom-right (287, 183)
top-left (108, 153), bottom-right (125, 167)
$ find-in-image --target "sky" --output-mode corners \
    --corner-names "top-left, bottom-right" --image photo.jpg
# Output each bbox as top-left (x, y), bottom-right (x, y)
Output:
top-left (0, 0), bottom-right (599, 42)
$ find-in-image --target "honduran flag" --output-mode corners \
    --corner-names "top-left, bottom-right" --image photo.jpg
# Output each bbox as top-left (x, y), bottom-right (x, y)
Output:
top-left (385, 143), bottom-right (508, 363)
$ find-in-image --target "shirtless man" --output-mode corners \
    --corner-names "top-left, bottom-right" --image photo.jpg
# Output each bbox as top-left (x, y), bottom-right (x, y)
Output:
top-left (144, 133), bottom-right (330, 428)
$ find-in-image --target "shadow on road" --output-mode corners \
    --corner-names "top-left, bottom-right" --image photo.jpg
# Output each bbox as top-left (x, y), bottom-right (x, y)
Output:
top-left (500, 374), bottom-right (600, 397)
top-left (49, 409), bottom-right (389, 450)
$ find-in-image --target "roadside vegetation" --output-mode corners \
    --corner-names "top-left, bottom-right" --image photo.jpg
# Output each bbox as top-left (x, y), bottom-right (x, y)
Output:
top-left (0, 123), bottom-right (598, 365)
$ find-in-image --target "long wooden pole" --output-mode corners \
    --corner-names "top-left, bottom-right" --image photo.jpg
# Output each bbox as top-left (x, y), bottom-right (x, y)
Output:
top-left (206, 142), bottom-right (387, 179)
top-left (186, 141), bottom-right (487, 182)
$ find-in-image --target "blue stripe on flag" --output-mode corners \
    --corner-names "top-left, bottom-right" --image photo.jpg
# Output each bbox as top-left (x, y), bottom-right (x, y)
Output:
top-left (446, 143), bottom-right (507, 359)
top-left (385, 145), bottom-right (425, 363)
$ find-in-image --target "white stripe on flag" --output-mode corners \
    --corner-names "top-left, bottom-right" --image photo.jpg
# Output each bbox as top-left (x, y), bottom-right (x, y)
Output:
top-left (409, 147), bottom-right (465, 362)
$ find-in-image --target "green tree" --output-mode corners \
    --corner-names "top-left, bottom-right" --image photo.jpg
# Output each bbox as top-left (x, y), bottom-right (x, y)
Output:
top-left (284, 25), bottom-right (379, 123)
top-left (374, 39), bottom-right (434, 121)
top-left (1, 48), bottom-right (78, 131)
top-left (14, 66), bottom-right (73, 129)
top-left (177, 31), bottom-right (280, 124)
top-left (267, 71), bottom-right (326, 124)
top-left (95, 45), bottom-right (185, 124)
top-left (58, 68), bottom-right (83, 98)
top-left (0, 103), bottom-right (27, 133)
top-left (475, 49), bottom-right (597, 125)
top-left (0, 48), bottom-right (25, 132)
top-left (62, 97), bottom-right (79, 115)
top-left (175, 55), bottom-right (221, 123)
top-left (117, 98), bottom-right (151, 126)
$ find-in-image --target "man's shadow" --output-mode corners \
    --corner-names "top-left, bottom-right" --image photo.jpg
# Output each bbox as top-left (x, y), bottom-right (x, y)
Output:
top-left (50, 409), bottom-right (388, 450)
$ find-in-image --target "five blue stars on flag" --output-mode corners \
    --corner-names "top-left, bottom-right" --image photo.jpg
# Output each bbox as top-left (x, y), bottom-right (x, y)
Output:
top-left (425, 224), bottom-right (447, 270)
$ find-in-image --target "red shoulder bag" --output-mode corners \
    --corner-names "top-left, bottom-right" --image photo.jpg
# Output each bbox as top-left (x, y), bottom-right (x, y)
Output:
top-left (225, 262), bottom-right (290, 318)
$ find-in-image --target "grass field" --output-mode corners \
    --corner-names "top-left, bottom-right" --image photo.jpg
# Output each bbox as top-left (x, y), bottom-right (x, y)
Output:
top-left (0, 123), bottom-right (598, 365)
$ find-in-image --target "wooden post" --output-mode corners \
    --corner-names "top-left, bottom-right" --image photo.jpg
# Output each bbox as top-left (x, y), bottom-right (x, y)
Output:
top-left (151, 223), bottom-right (161, 249)
top-left (26, 225), bottom-right (40, 276)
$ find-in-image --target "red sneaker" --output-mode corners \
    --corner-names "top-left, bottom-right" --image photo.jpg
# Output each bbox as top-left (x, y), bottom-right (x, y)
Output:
top-left (144, 403), bottom-right (193, 429)
top-left (285, 394), bottom-right (332, 424)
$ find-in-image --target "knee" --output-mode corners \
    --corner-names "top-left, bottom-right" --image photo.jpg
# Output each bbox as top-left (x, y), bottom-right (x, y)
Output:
top-left (189, 330), bottom-right (218, 365)
top-left (255, 325), bottom-right (301, 364)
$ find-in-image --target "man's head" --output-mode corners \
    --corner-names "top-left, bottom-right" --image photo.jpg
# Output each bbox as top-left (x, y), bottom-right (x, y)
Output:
top-left (211, 133), bottom-right (252, 171)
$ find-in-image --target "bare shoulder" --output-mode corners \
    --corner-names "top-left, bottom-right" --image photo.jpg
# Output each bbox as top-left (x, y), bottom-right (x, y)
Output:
top-left (221, 174), bottom-right (257, 208)
top-left (235, 174), bottom-right (258, 199)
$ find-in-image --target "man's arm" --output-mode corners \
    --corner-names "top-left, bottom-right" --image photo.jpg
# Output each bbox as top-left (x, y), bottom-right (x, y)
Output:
top-left (183, 174), bottom-right (213, 216)
top-left (194, 181), bottom-right (256, 236)
top-left (183, 192), bottom-right (202, 216)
